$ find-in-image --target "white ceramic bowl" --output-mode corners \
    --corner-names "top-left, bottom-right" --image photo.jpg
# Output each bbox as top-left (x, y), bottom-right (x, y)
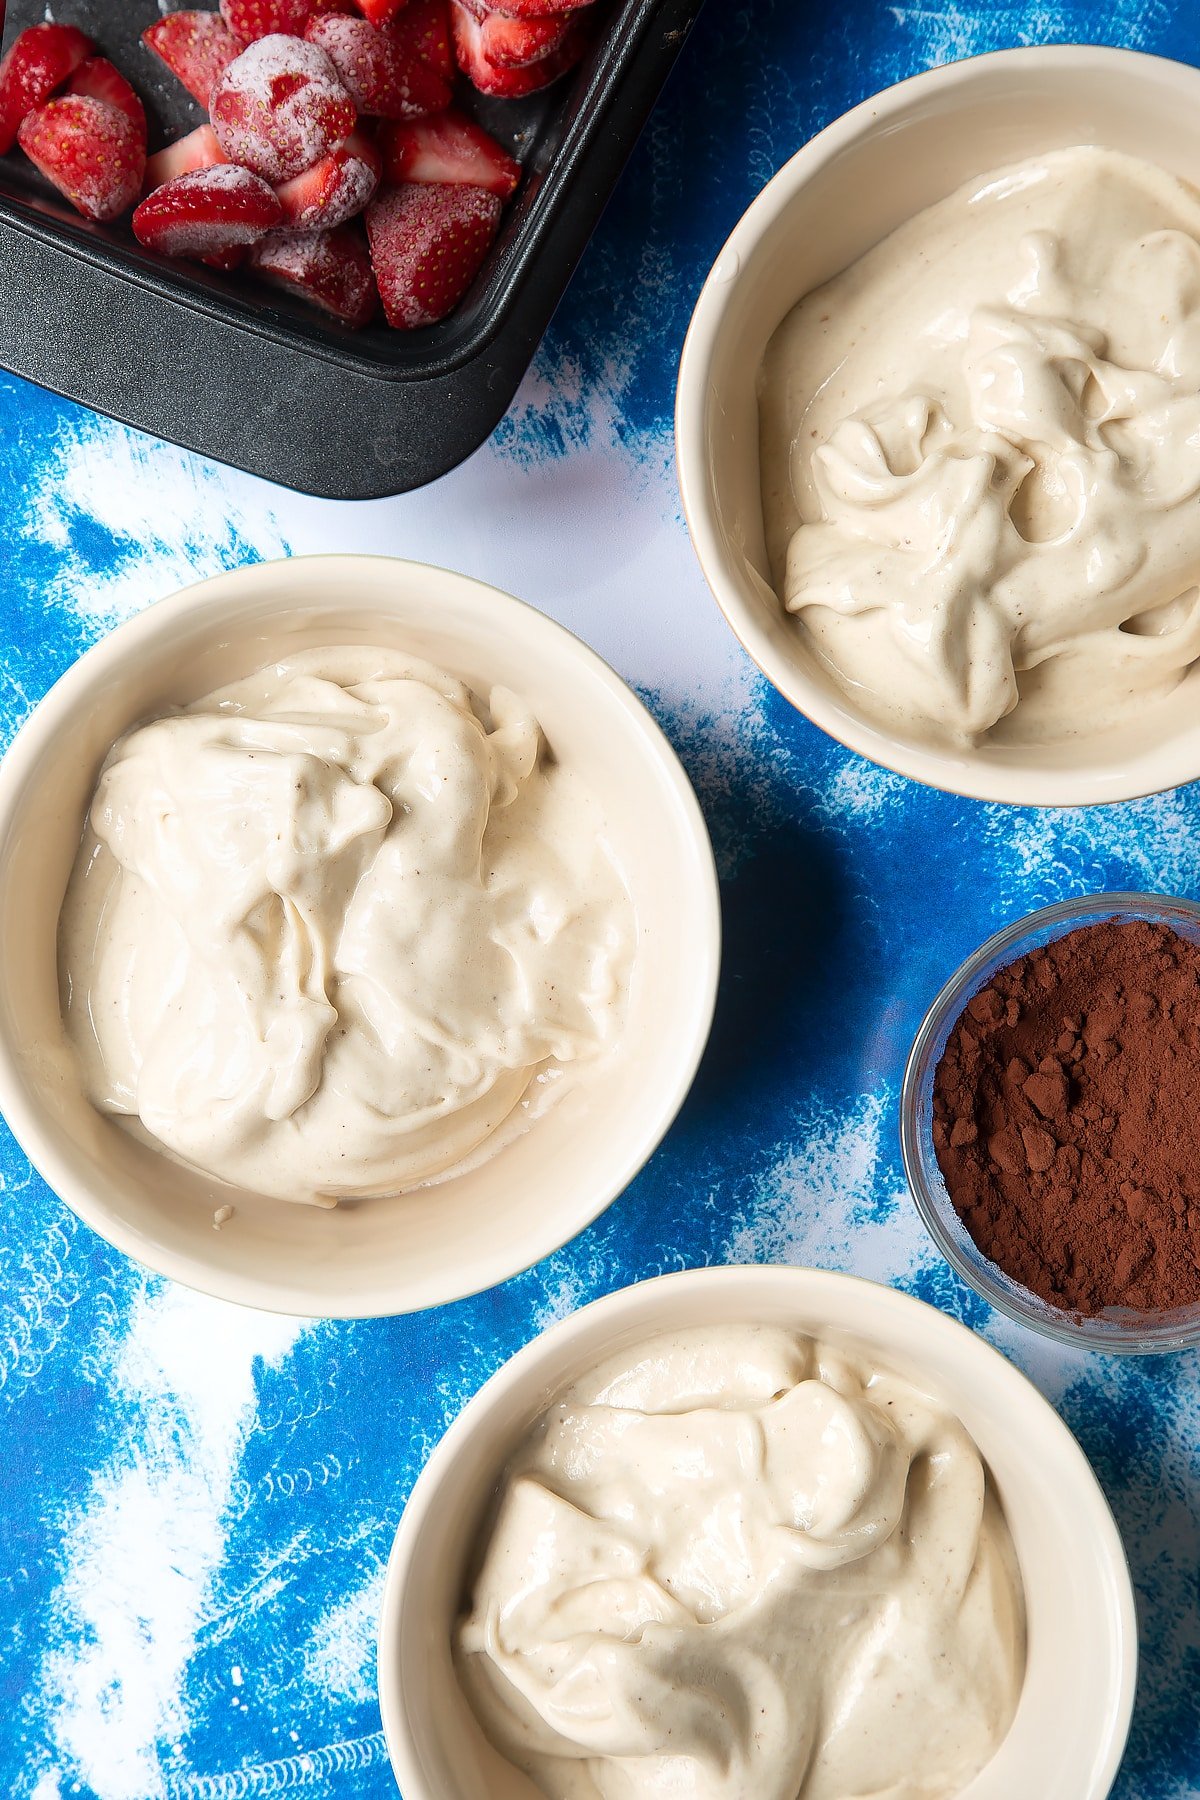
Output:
top-left (676, 45), bottom-right (1200, 805)
top-left (0, 555), bottom-right (719, 1318)
top-left (379, 1265), bottom-right (1137, 1800)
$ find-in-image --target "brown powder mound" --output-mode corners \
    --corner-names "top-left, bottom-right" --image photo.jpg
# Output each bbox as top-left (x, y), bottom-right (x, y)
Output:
top-left (931, 917), bottom-right (1200, 1316)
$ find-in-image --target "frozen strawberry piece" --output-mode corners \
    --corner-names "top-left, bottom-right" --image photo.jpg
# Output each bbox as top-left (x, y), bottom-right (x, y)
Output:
top-left (0, 23), bottom-right (93, 156)
top-left (355, 0), bottom-right (411, 27)
top-left (379, 108), bottom-right (518, 197)
top-left (220, 0), bottom-right (356, 41)
top-left (18, 94), bottom-right (144, 221)
top-left (473, 0), bottom-right (594, 14)
top-left (385, 0), bottom-right (453, 80)
top-left (66, 57), bottom-right (147, 136)
top-left (275, 126), bottom-right (380, 227)
top-left (133, 164), bottom-right (283, 259)
top-left (450, 1), bottom-right (588, 94)
top-left (142, 12), bottom-right (243, 106)
top-left (144, 124), bottom-right (226, 194)
top-left (475, 7), bottom-right (573, 67)
top-left (303, 15), bottom-right (449, 118)
top-left (366, 179), bottom-right (500, 328)
top-left (210, 35), bottom-right (357, 184)
top-left (251, 224), bottom-right (378, 325)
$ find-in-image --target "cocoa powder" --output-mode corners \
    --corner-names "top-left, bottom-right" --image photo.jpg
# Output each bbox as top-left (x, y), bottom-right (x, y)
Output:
top-left (931, 916), bottom-right (1200, 1316)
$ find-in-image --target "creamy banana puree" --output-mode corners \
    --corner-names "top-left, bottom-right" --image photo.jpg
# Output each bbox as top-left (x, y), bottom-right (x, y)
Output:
top-left (760, 146), bottom-right (1200, 743)
top-left (58, 648), bottom-right (633, 1205)
top-left (457, 1325), bottom-right (1025, 1800)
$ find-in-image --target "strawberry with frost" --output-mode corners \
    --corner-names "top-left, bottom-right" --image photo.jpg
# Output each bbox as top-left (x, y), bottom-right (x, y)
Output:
top-left (303, 14), bottom-right (450, 118)
top-left (379, 107), bottom-right (519, 197)
top-left (66, 58), bottom-right (146, 136)
top-left (275, 127), bottom-right (381, 227)
top-left (251, 225), bottom-right (378, 325)
top-left (144, 125), bottom-right (227, 195)
top-left (450, 1), bottom-right (588, 95)
top-left (220, 0), bottom-right (355, 41)
top-left (0, 23), bottom-right (93, 154)
top-left (18, 94), bottom-right (145, 221)
top-left (210, 34), bottom-right (357, 183)
top-left (366, 179), bottom-right (500, 327)
top-left (386, 0), bottom-right (454, 80)
top-left (142, 11), bottom-right (243, 107)
top-left (133, 163), bottom-right (284, 260)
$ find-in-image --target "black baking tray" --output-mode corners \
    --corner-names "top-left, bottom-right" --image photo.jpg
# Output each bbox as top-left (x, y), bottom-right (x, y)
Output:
top-left (0, 0), bottom-right (703, 497)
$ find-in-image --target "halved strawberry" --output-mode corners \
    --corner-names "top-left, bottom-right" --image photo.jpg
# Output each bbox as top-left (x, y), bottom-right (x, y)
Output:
top-left (142, 12), bottom-right (242, 107)
top-left (66, 58), bottom-right (147, 137)
top-left (220, 0), bottom-right (356, 41)
top-left (18, 94), bottom-right (144, 221)
top-left (210, 35), bottom-right (357, 184)
top-left (366, 179), bottom-right (499, 328)
top-left (251, 224), bottom-right (378, 325)
top-left (304, 15), bottom-right (450, 117)
top-left (378, 108), bottom-right (518, 197)
top-left (450, 1), bottom-right (587, 94)
top-left (275, 125), bottom-right (380, 227)
top-left (355, 0), bottom-right (410, 26)
top-left (132, 163), bottom-right (283, 259)
top-left (0, 23), bottom-right (93, 156)
top-left (474, 7), bottom-right (573, 67)
top-left (385, 0), bottom-right (453, 80)
top-left (144, 124), bottom-right (226, 195)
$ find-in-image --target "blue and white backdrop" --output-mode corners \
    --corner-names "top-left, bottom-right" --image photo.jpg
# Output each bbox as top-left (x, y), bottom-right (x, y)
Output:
top-left (2, 3), bottom-right (1198, 1796)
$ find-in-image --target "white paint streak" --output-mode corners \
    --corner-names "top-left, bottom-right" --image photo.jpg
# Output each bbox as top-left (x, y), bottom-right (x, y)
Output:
top-left (38, 1284), bottom-right (303, 1800)
top-left (303, 1565), bottom-right (385, 1709)
top-left (20, 416), bottom-right (287, 627)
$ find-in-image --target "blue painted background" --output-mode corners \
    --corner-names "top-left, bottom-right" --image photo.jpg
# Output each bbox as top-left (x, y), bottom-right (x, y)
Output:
top-left (2, 2), bottom-right (1199, 1796)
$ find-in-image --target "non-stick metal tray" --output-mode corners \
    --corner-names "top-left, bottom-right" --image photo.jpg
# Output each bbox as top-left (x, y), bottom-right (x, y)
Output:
top-left (0, 0), bottom-right (702, 497)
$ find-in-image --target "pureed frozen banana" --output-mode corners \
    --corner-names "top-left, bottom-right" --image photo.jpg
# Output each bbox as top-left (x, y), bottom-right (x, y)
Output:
top-left (457, 1325), bottom-right (1026, 1800)
top-left (759, 146), bottom-right (1200, 745)
top-left (58, 647), bottom-right (633, 1204)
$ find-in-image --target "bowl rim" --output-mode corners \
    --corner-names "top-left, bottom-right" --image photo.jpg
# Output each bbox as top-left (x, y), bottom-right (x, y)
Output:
top-left (0, 553), bottom-right (722, 1318)
top-left (377, 1262), bottom-right (1139, 1800)
top-left (675, 41), bottom-right (1200, 807)
top-left (900, 890), bottom-right (1200, 1351)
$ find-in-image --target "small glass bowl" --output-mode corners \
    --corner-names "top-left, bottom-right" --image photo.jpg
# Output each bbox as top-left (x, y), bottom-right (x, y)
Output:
top-left (900, 892), bottom-right (1200, 1354)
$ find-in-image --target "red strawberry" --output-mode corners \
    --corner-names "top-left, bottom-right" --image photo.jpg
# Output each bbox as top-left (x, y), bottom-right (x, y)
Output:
top-left (385, 0), bottom-right (453, 80)
top-left (472, 0), bottom-right (593, 14)
top-left (303, 15), bottom-right (449, 118)
top-left (379, 108), bottom-right (518, 197)
top-left (144, 124), bottom-right (226, 194)
top-left (219, 0), bottom-right (355, 41)
top-left (133, 164), bottom-right (283, 259)
top-left (355, 0), bottom-right (410, 26)
top-left (251, 224), bottom-right (378, 325)
top-left (366, 179), bottom-right (499, 328)
top-left (474, 7), bottom-right (572, 67)
top-left (275, 126), bottom-right (380, 226)
top-left (18, 95), bottom-right (144, 221)
top-left (0, 23), bottom-right (93, 155)
top-left (450, 1), bottom-right (587, 94)
top-left (142, 12), bottom-right (242, 106)
top-left (210, 35), bottom-right (357, 184)
top-left (66, 57), bottom-right (146, 137)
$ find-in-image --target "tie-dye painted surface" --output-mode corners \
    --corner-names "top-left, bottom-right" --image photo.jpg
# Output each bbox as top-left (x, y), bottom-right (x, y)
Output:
top-left (2, 2), bottom-right (1199, 1796)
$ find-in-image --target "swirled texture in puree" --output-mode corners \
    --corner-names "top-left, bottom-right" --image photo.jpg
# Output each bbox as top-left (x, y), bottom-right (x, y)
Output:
top-left (58, 649), bottom-right (633, 1205)
top-left (760, 146), bottom-right (1200, 744)
top-left (456, 1326), bottom-right (1025, 1800)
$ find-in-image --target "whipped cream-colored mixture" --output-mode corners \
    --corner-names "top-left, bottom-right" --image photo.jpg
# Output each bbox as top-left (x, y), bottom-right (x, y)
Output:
top-left (457, 1324), bottom-right (1026, 1800)
top-left (59, 648), bottom-right (633, 1205)
top-left (760, 146), bottom-right (1200, 744)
